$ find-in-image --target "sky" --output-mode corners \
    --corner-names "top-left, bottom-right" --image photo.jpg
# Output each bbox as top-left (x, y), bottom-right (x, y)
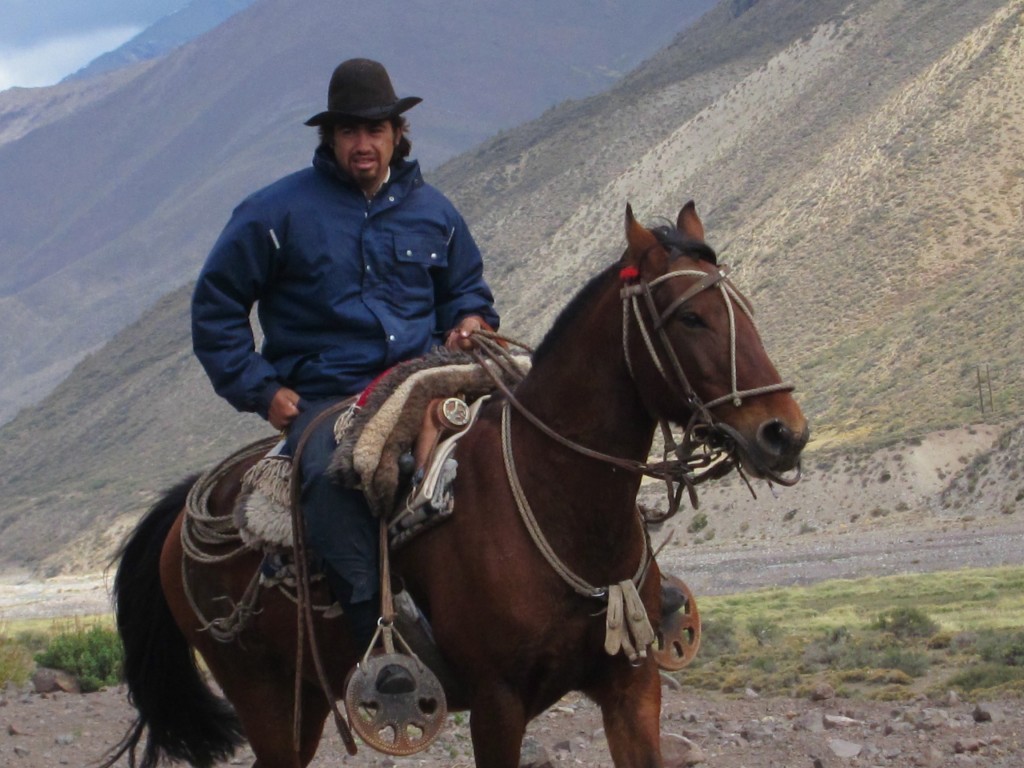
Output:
top-left (0, 0), bottom-right (185, 91)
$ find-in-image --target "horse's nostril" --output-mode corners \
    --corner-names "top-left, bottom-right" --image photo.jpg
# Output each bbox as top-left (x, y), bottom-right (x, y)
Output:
top-left (757, 419), bottom-right (792, 457)
top-left (757, 419), bottom-right (810, 460)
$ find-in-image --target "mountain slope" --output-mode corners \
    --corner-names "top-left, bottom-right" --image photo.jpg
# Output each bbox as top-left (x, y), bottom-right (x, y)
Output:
top-left (64, 0), bottom-right (256, 82)
top-left (450, 0), bottom-right (1024, 450)
top-left (0, 0), bottom-right (713, 425)
top-left (1, 0), bottom-right (1021, 572)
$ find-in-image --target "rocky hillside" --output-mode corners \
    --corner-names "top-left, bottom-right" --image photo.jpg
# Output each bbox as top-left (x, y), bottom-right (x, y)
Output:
top-left (435, 0), bottom-right (1024, 450)
top-left (0, 0), bottom-right (1022, 572)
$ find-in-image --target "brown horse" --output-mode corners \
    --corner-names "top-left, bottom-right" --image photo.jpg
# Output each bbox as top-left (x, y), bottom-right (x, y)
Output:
top-left (102, 202), bottom-right (807, 768)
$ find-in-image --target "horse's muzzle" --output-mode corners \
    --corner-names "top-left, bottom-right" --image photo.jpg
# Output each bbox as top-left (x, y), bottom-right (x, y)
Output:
top-left (756, 418), bottom-right (809, 468)
top-left (714, 419), bottom-right (808, 484)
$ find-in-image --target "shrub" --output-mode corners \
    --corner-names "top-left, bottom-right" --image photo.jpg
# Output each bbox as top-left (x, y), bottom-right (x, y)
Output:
top-left (872, 607), bottom-right (939, 639)
top-left (947, 663), bottom-right (1024, 695)
top-left (695, 616), bottom-right (738, 661)
top-left (976, 630), bottom-right (1024, 667)
top-left (876, 646), bottom-right (930, 677)
top-left (687, 512), bottom-right (708, 534)
top-left (747, 617), bottom-right (781, 646)
top-left (803, 626), bottom-right (851, 668)
top-left (0, 635), bottom-right (33, 687)
top-left (35, 625), bottom-right (123, 693)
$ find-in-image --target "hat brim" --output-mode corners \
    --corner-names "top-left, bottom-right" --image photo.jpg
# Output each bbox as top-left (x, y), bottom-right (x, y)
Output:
top-left (304, 96), bottom-right (422, 126)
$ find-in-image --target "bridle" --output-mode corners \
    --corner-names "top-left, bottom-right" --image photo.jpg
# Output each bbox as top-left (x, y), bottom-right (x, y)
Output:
top-left (619, 260), bottom-right (800, 510)
top-left (621, 262), bottom-right (793, 413)
top-left (473, 256), bottom-right (798, 507)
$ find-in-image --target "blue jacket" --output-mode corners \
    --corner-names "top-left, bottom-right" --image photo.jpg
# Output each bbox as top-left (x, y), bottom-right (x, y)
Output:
top-left (192, 147), bottom-right (499, 417)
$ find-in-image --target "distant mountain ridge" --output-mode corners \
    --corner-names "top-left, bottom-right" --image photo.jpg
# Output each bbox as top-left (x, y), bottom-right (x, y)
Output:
top-left (63, 0), bottom-right (256, 82)
top-left (0, 0), bottom-right (1021, 574)
top-left (0, 0), bottom-right (713, 426)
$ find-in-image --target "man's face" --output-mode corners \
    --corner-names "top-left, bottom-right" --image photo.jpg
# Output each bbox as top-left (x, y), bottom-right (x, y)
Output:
top-left (332, 119), bottom-right (399, 195)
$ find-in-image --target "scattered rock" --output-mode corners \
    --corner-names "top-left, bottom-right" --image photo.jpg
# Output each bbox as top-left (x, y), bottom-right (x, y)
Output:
top-left (519, 736), bottom-right (553, 768)
top-left (954, 737), bottom-right (985, 753)
top-left (810, 682), bottom-right (835, 701)
top-left (823, 714), bottom-right (863, 729)
top-left (795, 710), bottom-right (826, 733)
top-left (827, 737), bottom-right (863, 758)
top-left (740, 721), bottom-right (775, 742)
top-left (973, 701), bottom-right (1004, 723)
top-left (661, 732), bottom-right (706, 766)
top-left (551, 738), bottom-right (572, 753)
top-left (661, 672), bottom-right (682, 691)
top-left (30, 668), bottom-right (80, 695)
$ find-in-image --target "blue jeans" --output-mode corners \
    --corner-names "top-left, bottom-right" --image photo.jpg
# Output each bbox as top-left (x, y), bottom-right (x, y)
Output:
top-left (282, 397), bottom-right (379, 608)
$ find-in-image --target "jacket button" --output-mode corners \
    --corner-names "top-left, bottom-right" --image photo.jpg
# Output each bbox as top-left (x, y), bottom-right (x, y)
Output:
top-left (406, 250), bottom-right (413, 256)
top-left (430, 253), bottom-right (437, 259)
top-left (388, 334), bottom-right (396, 342)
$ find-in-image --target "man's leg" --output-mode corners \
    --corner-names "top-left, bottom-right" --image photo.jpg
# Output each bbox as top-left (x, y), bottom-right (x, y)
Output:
top-left (283, 399), bottom-right (379, 642)
top-left (285, 398), bottom-right (413, 694)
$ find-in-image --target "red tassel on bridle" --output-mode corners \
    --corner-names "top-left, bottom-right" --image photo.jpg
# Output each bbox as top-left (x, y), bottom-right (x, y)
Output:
top-left (619, 266), bottom-right (640, 282)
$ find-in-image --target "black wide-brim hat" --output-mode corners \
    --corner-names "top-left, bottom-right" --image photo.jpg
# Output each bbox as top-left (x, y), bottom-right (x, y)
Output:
top-left (305, 58), bottom-right (421, 126)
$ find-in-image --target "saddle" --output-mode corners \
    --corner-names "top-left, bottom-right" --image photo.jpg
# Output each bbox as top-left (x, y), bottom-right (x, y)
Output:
top-left (230, 348), bottom-right (530, 551)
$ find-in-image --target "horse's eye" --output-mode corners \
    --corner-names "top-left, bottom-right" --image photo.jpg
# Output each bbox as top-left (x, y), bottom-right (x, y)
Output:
top-left (676, 312), bottom-right (706, 329)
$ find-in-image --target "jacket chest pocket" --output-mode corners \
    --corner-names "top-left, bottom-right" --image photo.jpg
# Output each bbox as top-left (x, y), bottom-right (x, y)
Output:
top-left (390, 234), bottom-right (448, 307)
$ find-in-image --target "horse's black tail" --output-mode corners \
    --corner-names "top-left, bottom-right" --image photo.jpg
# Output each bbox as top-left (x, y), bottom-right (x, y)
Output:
top-left (99, 475), bottom-right (245, 768)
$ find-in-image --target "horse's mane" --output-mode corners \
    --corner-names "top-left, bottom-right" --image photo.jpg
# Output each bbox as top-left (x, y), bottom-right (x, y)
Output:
top-left (532, 225), bottom-right (718, 364)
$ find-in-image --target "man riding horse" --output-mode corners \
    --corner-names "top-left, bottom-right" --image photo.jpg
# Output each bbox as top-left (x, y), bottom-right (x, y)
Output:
top-left (191, 57), bottom-right (499, 693)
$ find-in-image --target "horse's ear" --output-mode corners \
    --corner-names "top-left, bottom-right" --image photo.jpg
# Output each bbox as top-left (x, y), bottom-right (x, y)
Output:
top-left (676, 200), bottom-right (705, 242)
top-left (623, 203), bottom-right (657, 262)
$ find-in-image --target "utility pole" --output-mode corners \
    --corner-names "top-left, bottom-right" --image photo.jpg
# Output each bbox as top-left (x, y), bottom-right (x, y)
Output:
top-left (976, 364), bottom-right (993, 414)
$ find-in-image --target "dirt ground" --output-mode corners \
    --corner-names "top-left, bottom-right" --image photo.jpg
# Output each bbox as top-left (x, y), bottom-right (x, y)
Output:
top-left (4, 678), bottom-right (1023, 768)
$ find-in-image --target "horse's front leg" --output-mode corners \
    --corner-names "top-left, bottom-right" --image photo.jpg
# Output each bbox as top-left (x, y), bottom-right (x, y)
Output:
top-left (468, 683), bottom-right (528, 768)
top-left (590, 658), bottom-right (664, 768)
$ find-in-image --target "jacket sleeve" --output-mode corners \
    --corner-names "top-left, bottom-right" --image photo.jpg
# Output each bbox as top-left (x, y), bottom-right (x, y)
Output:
top-left (432, 211), bottom-right (500, 333)
top-left (191, 200), bottom-right (282, 417)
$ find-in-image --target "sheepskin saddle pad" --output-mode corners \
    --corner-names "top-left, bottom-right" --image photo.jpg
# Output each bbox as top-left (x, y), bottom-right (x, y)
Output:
top-left (233, 349), bottom-right (530, 550)
top-left (330, 347), bottom-right (530, 518)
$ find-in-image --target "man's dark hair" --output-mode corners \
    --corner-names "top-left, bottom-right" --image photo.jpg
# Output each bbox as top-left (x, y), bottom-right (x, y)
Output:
top-left (318, 116), bottom-right (411, 166)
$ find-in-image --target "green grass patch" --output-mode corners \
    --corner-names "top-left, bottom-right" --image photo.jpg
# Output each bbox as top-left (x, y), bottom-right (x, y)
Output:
top-left (33, 623), bottom-right (123, 693)
top-left (676, 566), bottom-right (1024, 700)
top-left (1, 617), bottom-right (122, 692)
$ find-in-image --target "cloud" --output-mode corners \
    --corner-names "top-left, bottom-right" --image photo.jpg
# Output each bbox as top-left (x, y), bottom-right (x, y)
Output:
top-left (0, 25), bottom-right (141, 91)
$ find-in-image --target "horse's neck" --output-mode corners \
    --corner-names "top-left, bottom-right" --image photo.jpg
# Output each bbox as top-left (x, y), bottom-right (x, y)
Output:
top-left (516, 288), bottom-right (655, 462)
top-left (508, 298), bottom-right (656, 568)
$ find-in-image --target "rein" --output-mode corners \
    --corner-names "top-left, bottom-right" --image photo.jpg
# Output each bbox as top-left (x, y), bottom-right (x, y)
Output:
top-left (469, 334), bottom-right (723, 488)
top-left (499, 400), bottom-right (653, 601)
top-left (288, 400), bottom-right (358, 757)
